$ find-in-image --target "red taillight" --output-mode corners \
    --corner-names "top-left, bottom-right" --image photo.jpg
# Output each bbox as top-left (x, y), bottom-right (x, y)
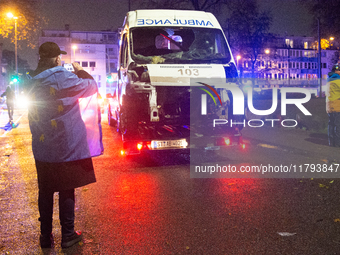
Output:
top-left (224, 137), bottom-right (231, 146)
top-left (216, 137), bottom-right (231, 146)
top-left (121, 141), bottom-right (151, 156)
top-left (145, 141), bottom-right (152, 149)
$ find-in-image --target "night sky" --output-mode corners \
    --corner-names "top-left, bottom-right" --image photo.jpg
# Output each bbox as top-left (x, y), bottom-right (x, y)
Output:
top-left (2, 0), bottom-right (313, 69)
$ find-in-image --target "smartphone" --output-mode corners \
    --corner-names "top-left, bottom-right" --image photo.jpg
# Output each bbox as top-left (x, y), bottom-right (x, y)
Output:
top-left (63, 63), bottom-right (74, 72)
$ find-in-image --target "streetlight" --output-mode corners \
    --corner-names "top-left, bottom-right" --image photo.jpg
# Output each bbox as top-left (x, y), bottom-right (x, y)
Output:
top-left (7, 12), bottom-right (18, 97)
top-left (236, 55), bottom-right (241, 78)
top-left (6, 12), bottom-right (18, 74)
top-left (330, 37), bottom-right (334, 48)
top-left (236, 55), bottom-right (241, 67)
top-left (72, 45), bottom-right (78, 62)
top-left (317, 18), bottom-right (322, 97)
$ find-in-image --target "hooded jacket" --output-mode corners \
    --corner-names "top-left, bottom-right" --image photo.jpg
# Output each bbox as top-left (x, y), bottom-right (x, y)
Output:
top-left (28, 66), bottom-right (103, 162)
top-left (1, 86), bottom-right (15, 102)
top-left (326, 72), bottom-right (340, 113)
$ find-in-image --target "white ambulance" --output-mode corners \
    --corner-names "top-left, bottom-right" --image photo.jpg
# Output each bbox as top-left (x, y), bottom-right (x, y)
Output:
top-left (108, 9), bottom-right (242, 155)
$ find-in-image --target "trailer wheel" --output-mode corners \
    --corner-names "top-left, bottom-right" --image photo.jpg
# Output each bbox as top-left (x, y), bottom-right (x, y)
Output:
top-left (117, 110), bottom-right (128, 135)
top-left (108, 106), bottom-right (117, 127)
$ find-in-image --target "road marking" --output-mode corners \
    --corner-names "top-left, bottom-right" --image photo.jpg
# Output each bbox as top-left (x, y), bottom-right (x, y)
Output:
top-left (0, 113), bottom-right (24, 137)
top-left (258, 143), bottom-right (279, 149)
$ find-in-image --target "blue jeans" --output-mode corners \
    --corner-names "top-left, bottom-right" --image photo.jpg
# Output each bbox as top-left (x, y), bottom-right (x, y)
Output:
top-left (38, 189), bottom-right (75, 238)
top-left (328, 112), bottom-right (340, 147)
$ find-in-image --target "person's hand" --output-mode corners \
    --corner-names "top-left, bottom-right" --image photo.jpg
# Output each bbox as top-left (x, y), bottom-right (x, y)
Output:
top-left (72, 62), bottom-right (83, 74)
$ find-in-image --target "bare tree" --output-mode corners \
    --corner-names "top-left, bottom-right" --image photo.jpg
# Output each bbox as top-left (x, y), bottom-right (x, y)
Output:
top-left (188, 0), bottom-right (226, 11)
top-left (227, 0), bottom-right (272, 80)
top-left (138, 0), bottom-right (227, 11)
top-left (301, 0), bottom-right (340, 38)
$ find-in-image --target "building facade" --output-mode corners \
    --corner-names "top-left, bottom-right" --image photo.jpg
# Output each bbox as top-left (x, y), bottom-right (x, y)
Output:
top-left (236, 35), bottom-right (339, 95)
top-left (39, 26), bottom-right (119, 96)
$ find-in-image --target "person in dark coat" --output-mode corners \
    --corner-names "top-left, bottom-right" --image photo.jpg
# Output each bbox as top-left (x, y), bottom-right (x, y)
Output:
top-left (28, 42), bottom-right (103, 249)
top-left (1, 85), bottom-right (15, 122)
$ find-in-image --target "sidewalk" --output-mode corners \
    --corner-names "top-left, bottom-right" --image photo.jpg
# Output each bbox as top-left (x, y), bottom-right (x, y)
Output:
top-left (242, 124), bottom-right (340, 164)
top-left (0, 106), bottom-right (25, 136)
top-left (0, 112), bottom-right (86, 254)
top-left (0, 112), bottom-right (41, 254)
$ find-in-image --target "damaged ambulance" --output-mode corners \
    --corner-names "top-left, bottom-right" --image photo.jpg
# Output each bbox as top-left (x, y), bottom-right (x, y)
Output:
top-left (107, 9), bottom-right (245, 155)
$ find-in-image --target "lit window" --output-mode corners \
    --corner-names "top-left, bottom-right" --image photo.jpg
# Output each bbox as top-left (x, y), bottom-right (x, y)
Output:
top-left (285, 39), bottom-right (290, 47)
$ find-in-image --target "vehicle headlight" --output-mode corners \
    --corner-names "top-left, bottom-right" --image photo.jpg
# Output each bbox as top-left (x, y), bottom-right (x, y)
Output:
top-left (16, 94), bottom-right (29, 108)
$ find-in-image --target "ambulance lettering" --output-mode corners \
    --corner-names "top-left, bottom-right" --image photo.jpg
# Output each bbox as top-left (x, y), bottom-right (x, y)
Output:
top-left (136, 18), bottom-right (214, 27)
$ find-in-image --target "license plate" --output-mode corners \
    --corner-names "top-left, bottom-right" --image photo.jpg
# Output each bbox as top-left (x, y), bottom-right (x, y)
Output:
top-left (151, 139), bottom-right (187, 149)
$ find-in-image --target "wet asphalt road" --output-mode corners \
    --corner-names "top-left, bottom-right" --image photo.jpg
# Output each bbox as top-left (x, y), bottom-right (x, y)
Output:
top-left (1, 110), bottom-right (340, 254)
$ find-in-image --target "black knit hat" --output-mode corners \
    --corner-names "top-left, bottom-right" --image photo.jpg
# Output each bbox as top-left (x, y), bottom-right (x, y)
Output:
top-left (39, 42), bottom-right (67, 58)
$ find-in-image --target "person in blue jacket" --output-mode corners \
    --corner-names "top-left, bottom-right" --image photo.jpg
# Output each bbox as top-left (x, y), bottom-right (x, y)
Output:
top-left (326, 63), bottom-right (340, 147)
top-left (28, 42), bottom-right (103, 249)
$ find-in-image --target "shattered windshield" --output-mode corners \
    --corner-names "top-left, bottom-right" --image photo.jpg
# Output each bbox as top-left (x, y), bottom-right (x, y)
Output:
top-left (130, 27), bottom-right (231, 64)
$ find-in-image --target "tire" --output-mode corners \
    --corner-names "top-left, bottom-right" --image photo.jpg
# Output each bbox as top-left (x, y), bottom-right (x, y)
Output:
top-left (108, 106), bottom-right (116, 127)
